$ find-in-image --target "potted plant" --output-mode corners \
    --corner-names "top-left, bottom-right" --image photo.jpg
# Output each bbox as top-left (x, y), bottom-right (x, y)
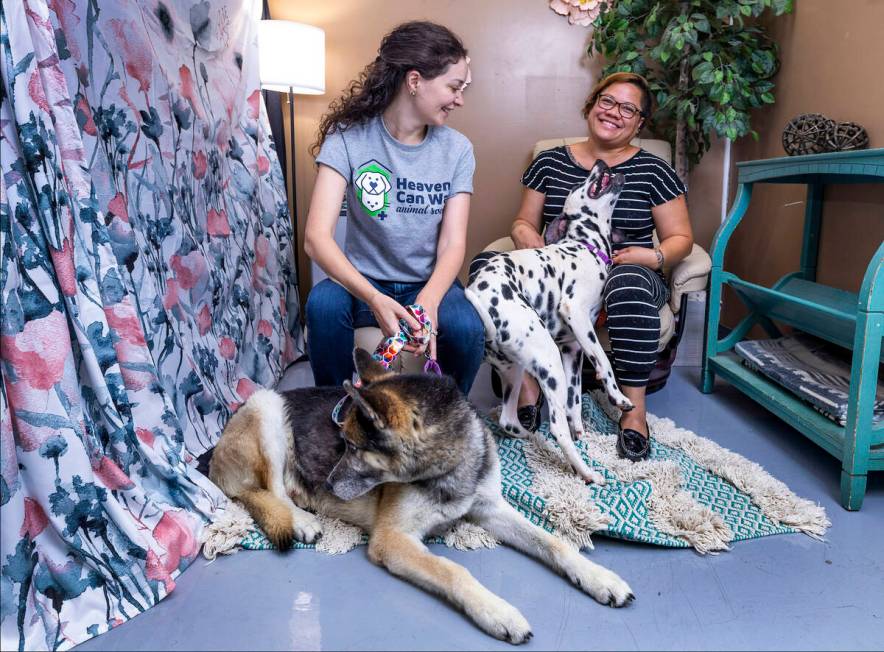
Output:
top-left (588, 0), bottom-right (793, 182)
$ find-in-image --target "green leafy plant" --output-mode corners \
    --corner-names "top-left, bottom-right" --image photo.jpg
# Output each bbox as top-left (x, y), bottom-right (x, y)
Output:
top-left (590, 0), bottom-right (793, 181)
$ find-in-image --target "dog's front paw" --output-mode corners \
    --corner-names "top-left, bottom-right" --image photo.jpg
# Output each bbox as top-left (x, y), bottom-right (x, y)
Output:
top-left (500, 421), bottom-right (531, 440)
top-left (572, 562), bottom-right (634, 608)
top-left (293, 512), bottom-right (323, 544)
top-left (578, 466), bottom-right (606, 486)
top-left (469, 595), bottom-right (533, 645)
top-left (610, 395), bottom-right (634, 412)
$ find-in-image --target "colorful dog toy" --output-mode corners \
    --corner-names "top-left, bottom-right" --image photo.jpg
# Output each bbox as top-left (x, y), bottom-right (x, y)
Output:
top-left (371, 304), bottom-right (442, 376)
top-left (336, 305), bottom-right (442, 423)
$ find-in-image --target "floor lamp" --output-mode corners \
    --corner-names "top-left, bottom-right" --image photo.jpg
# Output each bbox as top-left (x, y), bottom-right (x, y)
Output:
top-left (258, 20), bottom-right (326, 289)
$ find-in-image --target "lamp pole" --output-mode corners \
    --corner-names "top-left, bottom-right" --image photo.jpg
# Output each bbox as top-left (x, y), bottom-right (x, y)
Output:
top-left (288, 85), bottom-right (300, 284)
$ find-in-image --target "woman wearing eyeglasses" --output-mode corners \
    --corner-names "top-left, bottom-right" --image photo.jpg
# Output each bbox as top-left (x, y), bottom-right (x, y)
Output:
top-left (481, 72), bottom-right (694, 461)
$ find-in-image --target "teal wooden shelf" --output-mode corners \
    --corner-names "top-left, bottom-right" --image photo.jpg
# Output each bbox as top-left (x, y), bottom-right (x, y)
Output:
top-left (722, 274), bottom-right (883, 362)
top-left (702, 148), bottom-right (884, 510)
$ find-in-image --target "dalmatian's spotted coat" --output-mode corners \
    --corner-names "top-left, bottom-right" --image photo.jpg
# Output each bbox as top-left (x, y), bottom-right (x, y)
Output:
top-left (466, 160), bottom-right (633, 483)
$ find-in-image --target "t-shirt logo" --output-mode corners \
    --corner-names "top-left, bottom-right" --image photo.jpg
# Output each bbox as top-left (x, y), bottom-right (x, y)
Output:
top-left (354, 160), bottom-right (392, 219)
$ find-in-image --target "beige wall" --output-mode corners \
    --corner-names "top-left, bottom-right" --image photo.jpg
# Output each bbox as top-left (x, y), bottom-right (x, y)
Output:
top-left (269, 0), bottom-right (609, 294)
top-left (270, 0), bottom-right (883, 317)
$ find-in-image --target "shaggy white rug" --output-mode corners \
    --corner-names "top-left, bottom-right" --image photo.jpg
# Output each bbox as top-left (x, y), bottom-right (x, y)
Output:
top-left (201, 392), bottom-right (830, 559)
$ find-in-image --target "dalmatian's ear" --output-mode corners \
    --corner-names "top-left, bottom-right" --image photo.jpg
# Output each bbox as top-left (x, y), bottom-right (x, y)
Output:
top-left (544, 214), bottom-right (569, 245)
top-left (380, 175), bottom-right (391, 192)
top-left (355, 171), bottom-right (370, 191)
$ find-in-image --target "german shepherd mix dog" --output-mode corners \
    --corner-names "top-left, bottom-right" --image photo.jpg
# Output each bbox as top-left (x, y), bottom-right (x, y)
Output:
top-left (209, 349), bottom-right (633, 644)
top-left (466, 160), bottom-right (633, 484)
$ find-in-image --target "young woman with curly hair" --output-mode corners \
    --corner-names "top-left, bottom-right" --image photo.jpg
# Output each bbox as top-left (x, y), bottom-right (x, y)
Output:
top-left (303, 21), bottom-right (484, 394)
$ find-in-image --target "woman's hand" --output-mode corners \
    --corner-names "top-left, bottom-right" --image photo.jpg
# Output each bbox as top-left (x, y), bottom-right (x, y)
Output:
top-left (368, 292), bottom-right (420, 341)
top-left (510, 187), bottom-right (546, 250)
top-left (512, 221), bottom-right (545, 250)
top-left (611, 246), bottom-right (660, 269)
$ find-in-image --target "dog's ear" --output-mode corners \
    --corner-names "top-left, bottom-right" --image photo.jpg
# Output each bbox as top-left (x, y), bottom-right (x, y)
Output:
top-left (544, 213), bottom-right (569, 245)
top-left (380, 175), bottom-right (391, 192)
top-left (343, 380), bottom-right (386, 431)
top-left (353, 347), bottom-right (394, 384)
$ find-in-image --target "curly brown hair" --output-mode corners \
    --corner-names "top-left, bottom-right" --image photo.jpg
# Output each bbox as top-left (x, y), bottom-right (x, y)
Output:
top-left (581, 72), bottom-right (653, 121)
top-left (310, 21), bottom-right (467, 157)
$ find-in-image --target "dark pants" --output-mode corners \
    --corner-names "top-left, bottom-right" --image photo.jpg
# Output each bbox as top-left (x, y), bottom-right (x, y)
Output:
top-left (602, 264), bottom-right (669, 387)
top-left (305, 278), bottom-right (485, 395)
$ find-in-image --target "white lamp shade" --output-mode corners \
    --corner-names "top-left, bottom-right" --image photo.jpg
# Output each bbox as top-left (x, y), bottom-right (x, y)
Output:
top-left (258, 20), bottom-right (325, 94)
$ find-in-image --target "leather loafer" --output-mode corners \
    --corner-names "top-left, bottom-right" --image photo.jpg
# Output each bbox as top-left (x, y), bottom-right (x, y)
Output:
top-left (517, 393), bottom-right (545, 433)
top-left (616, 423), bottom-right (650, 461)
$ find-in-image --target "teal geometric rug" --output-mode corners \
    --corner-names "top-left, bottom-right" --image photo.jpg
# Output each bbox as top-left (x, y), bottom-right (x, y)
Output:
top-left (496, 396), bottom-right (796, 548)
top-left (235, 394), bottom-right (827, 553)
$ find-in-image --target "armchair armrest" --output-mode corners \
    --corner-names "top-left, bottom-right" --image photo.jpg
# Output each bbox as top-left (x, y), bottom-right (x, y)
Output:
top-left (668, 243), bottom-right (711, 313)
top-left (483, 235), bottom-right (515, 253)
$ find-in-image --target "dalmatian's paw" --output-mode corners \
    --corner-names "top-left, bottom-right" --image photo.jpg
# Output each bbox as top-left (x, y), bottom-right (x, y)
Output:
top-left (500, 421), bottom-right (532, 439)
top-left (578, 466), bottom-right (606, 486)
top-left (609, 394), bottom-right (634, 412)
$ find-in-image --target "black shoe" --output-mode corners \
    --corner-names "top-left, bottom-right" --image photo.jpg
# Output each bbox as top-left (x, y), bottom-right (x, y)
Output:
top-left (517, 393), bottom-right (545, 433)
top-left (616, 422), bottom-right (650, 461)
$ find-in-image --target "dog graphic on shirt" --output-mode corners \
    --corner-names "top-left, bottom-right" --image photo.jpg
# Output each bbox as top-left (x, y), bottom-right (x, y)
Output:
top-left (355, 160), bottom-right (392, 217)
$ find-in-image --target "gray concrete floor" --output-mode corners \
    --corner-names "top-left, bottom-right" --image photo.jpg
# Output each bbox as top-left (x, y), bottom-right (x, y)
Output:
top-left (76, 302), bottom-right (884, 651)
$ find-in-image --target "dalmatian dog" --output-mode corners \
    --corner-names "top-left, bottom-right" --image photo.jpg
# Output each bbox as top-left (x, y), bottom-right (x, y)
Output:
top-left (355, 170), bottom-right (391, 213)
top-left (465, 159), bottom-right (633, 484)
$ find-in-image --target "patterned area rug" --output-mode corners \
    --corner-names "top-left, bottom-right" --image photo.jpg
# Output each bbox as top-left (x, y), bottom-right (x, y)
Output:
top-left (498, 395), bottom-right (801, 549)
top-left (202, 393), bottom-right (829, 558)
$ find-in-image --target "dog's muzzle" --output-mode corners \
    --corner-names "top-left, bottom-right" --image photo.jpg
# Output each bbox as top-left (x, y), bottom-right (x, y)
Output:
top-left (589, 170), bottom-right (625, 199)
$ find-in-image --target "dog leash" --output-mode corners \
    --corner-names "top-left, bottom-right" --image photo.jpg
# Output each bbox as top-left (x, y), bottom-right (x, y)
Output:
top-left (580, 240), bottom-right (612, 266)
top-left (332, 304), bottom-right (442, 427)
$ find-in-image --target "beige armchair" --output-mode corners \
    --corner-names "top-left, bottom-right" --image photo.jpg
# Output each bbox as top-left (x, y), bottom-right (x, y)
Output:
top-left (482, 137), bottom-right (712, 392)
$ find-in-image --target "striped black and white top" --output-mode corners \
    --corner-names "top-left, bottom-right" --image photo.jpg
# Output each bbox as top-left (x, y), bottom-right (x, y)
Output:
top-left (521, 146), bottom-right (686, 251)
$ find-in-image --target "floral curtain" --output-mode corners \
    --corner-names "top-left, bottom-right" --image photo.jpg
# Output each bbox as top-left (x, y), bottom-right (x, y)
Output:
top-left (0, 0), bottom-right (302, 649)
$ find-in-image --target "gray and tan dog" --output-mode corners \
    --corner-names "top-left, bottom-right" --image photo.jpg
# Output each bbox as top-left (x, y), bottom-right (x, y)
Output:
top-left (209, 349), bottom-right (633, 644)
top-left (466, 160), bottom-right (633, 484)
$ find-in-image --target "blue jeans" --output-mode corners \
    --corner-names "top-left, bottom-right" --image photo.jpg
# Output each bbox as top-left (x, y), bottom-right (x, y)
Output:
top-left (306, 278), bottom-right (485, 395)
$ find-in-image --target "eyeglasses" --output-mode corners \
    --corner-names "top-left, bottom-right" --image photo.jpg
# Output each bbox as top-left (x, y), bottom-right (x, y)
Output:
top-left (596, 94), bottom-right (644, 120)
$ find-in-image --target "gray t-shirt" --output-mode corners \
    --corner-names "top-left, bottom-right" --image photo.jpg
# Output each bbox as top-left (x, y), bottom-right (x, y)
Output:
top-left (316, 116), bottom-right (475, 282)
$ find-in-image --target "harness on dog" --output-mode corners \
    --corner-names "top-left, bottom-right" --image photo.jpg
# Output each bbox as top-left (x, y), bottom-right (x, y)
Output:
top-left (581, 240), bottom-right (612, 266)
top-left (331, 304), bottom-right (442, 428)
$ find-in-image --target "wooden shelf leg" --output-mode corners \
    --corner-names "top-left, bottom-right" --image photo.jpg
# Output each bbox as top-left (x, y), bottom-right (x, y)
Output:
top-left (701, 183), bottom-right (752, 395)
top-left (840, 470), bottom-right (867, 511)
top-left (701, 276), bottom-right (720, 393)
top-left (839, 309), bottom-right (882, 511)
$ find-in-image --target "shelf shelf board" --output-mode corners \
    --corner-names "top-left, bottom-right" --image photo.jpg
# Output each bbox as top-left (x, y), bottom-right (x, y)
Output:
top-left (736, 148), bottom-right (884, 185)
top-left (708, 352), bottom-right (884, 466)
top-left (721, 274), bottom-right (884, 362)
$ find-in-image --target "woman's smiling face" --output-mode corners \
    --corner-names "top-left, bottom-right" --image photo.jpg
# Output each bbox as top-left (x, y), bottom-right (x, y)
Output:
top-left (414, 57), bottom-right (471, 126)
top-left (587, 81), bottom-right (645, 147)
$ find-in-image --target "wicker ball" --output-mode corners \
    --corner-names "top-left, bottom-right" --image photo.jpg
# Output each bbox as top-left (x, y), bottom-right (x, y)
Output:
top-left (782, 113), bottom-right (835, 156)
top-left (825, 121), bottom-right (869, 152)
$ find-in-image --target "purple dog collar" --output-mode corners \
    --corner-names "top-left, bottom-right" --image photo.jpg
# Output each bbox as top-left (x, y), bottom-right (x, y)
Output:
top-left (581, 240), bottom-right (612, 265)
